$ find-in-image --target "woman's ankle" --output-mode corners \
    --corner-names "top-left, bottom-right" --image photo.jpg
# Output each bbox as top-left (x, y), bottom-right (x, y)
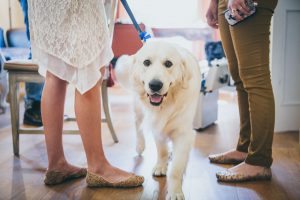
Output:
top-left (222, 149), bottom-right (247, 159)
top-left (235, 150), bottom-right (248, 155)
top-left (235, 149), bottom-right (248, 154)
top-left (229, 162), bottom-right (268, 175)
top-left (47, 157), bottom-right (72, 171)
top-left (87, 160), bottom-right (111, 174)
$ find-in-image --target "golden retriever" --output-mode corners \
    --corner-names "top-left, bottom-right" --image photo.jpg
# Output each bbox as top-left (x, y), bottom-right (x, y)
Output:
top-left (115, 40), bottom-right (201, 200)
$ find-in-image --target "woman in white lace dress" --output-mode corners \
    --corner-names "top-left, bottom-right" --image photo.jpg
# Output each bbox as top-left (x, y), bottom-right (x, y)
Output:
top-left (28, 0), bottom-right (144, 187)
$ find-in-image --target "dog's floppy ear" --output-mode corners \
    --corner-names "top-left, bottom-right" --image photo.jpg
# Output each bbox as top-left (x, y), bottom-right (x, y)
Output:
top-left (130, 56), bottom-right (146, 96)
top-left (115, 55), bottom-right (135, 89)
top-left (115, 54), bottom-right (144, 95)
top-left (180, 54), bottom-right (193, 89)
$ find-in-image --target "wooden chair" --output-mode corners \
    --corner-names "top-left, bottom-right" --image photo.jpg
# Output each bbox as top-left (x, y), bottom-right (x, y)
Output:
top-left (4, 0), bottom-right (119, 156)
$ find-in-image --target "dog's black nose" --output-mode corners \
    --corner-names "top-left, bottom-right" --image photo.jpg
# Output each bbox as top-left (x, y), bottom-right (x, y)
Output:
top-left (149, 79), bottom-right (163, 92)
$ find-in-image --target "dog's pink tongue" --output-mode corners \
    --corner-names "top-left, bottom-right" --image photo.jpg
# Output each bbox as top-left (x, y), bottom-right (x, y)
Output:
top-left (150, 95), bottom-right (162, 103)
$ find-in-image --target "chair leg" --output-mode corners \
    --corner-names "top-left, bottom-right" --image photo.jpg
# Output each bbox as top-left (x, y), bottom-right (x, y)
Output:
top-left (101, 80), bottom-right (118, 143)
top-left (9, 74), bottom-right (20, 156)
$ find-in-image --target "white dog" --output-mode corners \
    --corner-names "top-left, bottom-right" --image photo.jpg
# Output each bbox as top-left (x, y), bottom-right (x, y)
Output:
top-left (115, 40), bottom-right (201, 200)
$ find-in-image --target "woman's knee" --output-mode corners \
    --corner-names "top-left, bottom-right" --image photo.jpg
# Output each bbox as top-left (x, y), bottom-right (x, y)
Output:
top-left (46, 71), bottom-right (68, 86)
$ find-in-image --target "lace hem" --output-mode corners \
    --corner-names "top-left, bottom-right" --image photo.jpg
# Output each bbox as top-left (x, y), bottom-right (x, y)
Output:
top-left (32, 43), bottom-right (114, 94)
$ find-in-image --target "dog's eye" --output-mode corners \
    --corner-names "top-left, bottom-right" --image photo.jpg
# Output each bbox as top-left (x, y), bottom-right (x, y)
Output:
top-left (143, 59), bottom-right (151, 67)
top-left (164, 60), bottom-right (173, 68)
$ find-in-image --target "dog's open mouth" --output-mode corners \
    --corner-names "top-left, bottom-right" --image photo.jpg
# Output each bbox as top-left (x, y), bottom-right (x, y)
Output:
top-left (147, 93), bottom-right (167, 106)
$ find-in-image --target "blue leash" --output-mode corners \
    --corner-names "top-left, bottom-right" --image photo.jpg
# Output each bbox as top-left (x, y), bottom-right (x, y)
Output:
top-left (120, 0), bottom-right (151, 42)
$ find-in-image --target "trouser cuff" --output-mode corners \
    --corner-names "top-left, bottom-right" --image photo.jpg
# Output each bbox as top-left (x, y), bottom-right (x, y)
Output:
top-left (236, 145), bottom-right (249, 153)
top-left (245, 154), bottom-right (273, 168)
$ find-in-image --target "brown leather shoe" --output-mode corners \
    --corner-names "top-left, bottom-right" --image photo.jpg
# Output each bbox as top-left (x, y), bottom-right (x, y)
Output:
top-left (44, 168), bottom-right (87, 185)
top-left (216, 168), bottom-right (272, 182)
top-left (86, 171), bottom-right (144, 188)
top-left (208, 153), bottom-right (245, 164)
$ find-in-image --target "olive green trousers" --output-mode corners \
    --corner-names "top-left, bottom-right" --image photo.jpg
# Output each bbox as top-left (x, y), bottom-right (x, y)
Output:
top-left (218, 0), bottom-right (278, 167)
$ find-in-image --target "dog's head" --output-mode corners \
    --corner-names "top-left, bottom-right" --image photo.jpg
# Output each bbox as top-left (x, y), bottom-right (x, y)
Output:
top-left (116, 40), bottom-right (192, 107)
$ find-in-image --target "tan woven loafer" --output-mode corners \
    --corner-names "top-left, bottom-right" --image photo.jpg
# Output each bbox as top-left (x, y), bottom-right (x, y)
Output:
top-left (216, 168), bottom-right (272, 182)
top-left (86, 171), bottom-right (144, 188)
top-left (44, 168), bottom-right (87, 185)
top-left (208, 153), bottom-right (245, 164)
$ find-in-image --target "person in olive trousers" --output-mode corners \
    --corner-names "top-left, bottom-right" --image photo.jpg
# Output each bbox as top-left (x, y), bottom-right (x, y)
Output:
top-left (206, 0), bottom-right (278, 182)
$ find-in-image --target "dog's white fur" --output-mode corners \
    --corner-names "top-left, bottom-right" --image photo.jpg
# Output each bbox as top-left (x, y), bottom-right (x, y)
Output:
top-left (115, 40), bottom-right (201, 200)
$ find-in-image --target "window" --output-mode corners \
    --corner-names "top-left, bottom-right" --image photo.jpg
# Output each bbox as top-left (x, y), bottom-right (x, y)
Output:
top-left (126, 0), bottom-right (204, 28)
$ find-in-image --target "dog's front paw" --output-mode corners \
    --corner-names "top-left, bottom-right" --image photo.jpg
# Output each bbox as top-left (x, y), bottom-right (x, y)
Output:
top-left (152, 164), bottom-right (167, 177)
top-left (166, 191), bottom-right (185, 200)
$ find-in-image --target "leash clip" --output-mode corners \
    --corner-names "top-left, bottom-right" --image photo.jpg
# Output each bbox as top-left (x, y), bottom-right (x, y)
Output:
top-left (139, 31), bottom-right (151, 42)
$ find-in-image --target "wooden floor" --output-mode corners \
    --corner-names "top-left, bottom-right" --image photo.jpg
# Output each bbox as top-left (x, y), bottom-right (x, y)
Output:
top-left (0, 85), bottom-right (299, 200)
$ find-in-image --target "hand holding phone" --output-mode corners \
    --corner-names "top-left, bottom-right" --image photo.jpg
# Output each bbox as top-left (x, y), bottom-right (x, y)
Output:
top-left (224, 0), bottom-right (257, 26)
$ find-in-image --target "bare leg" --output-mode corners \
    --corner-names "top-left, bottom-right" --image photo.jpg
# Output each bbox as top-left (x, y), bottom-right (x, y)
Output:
top-left (228, 162), bottom-right (268, 175)
top-left (42, 71), bottom-right (81, 172)
top-left (209, 149), bottom-right (247, 161)
top-left (75, 77), bottom-right (132, 182)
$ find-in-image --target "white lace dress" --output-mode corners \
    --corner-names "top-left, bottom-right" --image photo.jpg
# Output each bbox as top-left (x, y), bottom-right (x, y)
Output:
top-left (28, 0), bottom-right (114, 94)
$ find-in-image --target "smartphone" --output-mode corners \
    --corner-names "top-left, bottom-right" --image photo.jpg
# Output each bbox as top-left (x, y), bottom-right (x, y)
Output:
top-left (224, 0), bottom-right (257, 26)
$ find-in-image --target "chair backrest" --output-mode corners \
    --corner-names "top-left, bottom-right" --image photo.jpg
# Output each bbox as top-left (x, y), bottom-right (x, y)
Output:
top-left (0, 27), bottom-right (6, 48)
top-left (6, 28), bottom-right (30, 48)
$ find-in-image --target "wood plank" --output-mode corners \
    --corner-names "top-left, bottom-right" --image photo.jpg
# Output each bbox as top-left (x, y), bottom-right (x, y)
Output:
top-left (0, 85), bottom-right (299, 200)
